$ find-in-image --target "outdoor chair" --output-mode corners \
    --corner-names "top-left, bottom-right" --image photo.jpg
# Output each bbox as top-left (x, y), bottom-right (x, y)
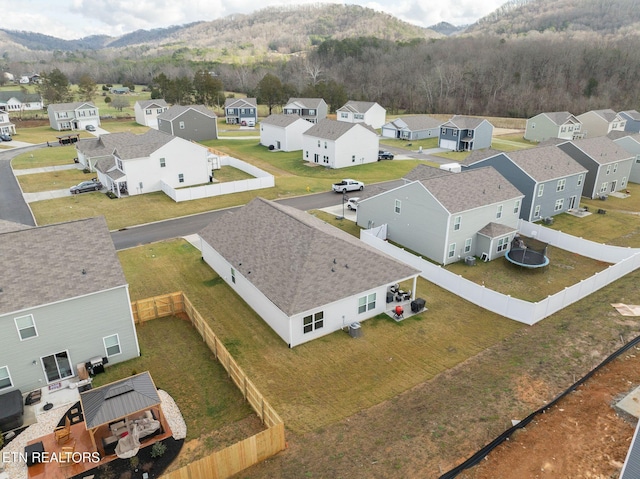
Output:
top-left (59, 440), bottom-right (76, 467)
top-left (54, 416), bottom-right (72, 444)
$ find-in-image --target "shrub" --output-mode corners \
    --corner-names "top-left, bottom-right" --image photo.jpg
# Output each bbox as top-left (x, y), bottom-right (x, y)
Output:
top-left (150, 441), bottom-right (167, 458)
top-left (129, 456), bottom-right (139, 470)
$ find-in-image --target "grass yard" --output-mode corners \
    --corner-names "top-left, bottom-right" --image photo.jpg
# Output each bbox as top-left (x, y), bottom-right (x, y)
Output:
top-left (118, 239), bottom-right (523, 434)
top-left (11, 145), bottom-right (79, 169)
top-left (91, 315), bottom-right (261, 459)
top-left (17, 168), bottom-right (94, 192)
top-left (212, 165), bottom-right (255, 182)
top-left (379, 137), bottom-right (440, 150)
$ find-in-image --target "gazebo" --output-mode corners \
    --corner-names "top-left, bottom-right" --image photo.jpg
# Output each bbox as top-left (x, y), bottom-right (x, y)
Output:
top-left (80, 371), bottom-right (166, 457)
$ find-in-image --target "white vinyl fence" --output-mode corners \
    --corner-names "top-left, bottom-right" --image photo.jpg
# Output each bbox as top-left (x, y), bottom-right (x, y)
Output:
top-left (162, 155), bottom-right (274, 202)
top-left (361, 220), bottom-right (640, 325)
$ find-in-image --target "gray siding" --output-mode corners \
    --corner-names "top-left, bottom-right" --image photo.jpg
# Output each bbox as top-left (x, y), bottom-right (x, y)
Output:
top-left (0, 286), bottom-right (138, 393)
top-left (614, 137), bottom-right (640, 184)
top-left (158, 111), bottom-right (217, 142)
top-left (525, 115), bottom-right (560, 142)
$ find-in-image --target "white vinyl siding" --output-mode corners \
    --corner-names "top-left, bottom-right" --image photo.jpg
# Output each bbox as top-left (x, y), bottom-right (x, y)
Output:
top-left (358, 293), bottom-right (376, 314)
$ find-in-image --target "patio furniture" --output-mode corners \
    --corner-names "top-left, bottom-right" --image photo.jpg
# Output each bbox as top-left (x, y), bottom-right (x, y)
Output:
top-left (54, 416), bottom-right (72, 444)
top-left (24, 441), bottom-right (44, 467)
top-left (59, 441), bottom-right (76, 467)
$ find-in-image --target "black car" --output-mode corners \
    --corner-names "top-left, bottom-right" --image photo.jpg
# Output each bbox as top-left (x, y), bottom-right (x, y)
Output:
top-left (378, 151), bottom-right (394, 160)
top-left (85, 125), bottom-right (96, 132)
top-left (0, 134), bottom-right (12, 141)
top-left (70, 179), bottom-right (103, 194)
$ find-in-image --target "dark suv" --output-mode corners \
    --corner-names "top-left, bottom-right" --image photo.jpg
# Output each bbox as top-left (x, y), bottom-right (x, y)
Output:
top-left (378, 151), bottom-right (394, 160)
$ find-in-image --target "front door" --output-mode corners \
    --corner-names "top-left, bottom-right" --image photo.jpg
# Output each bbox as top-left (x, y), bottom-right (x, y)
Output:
top-left (611, 180), bottom-right (617, 192)
top-left (569, 195), bottom-right (577, 209)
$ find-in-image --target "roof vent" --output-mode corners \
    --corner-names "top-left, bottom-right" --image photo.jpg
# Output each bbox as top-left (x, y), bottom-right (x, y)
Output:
top-left (82, 269), bottom-right (87, 275)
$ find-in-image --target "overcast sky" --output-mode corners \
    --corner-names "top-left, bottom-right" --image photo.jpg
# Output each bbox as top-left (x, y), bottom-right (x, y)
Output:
top-left (5, 0), bottom-right (508, 41)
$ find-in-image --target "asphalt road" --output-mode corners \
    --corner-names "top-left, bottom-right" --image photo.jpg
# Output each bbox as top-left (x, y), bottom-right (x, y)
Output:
top-left (0, 145), bottom-right (41, 226)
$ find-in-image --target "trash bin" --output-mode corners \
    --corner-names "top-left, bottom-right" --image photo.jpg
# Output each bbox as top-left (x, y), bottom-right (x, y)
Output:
top-left (349, 322), bottom-right (363, 338)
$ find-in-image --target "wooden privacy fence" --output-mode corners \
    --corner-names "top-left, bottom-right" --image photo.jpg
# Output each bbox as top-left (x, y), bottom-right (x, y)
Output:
top-left (130, 292), bottom-right (286, 479)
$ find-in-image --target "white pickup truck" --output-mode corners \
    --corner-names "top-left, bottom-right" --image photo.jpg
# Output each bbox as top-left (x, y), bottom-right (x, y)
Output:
top-left (332, 179), bottom-right (364, 193)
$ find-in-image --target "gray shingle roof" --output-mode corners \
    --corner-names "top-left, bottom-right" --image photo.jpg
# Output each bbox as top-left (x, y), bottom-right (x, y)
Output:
top-left (157, 104), bottom-right (216, 121)
top-left (504, 145), bottom-right (588, 181)
top-left (47, 101), bottom-right (96, 112)
top-left (0, 91), bottom-right (42, 104)
top-left (337, 101), bottom-right (379, 114)
top-left (621, 109), bottom-right (640, 121)
top-left (442, 115), bottom-right (491, 130)
top-left (420, 167), bottom-right (523, 214)
top-left (304, 118), bottom-right (377, 140)
top-left (136, 99), bottom-right (168, 109)
top-left (385, 115), bottom-right (442, 131)
top-left (81, 371), bottom-right (160, 429)
top-left (260, 114), bottom-right (304, 127)
top-left (198, 198), bottom-right (419, 317)
top-left (113, 129), bottom-right (174, 160)
top-left (540, 111), bottom-right (578, 126)
top-left (586, 109), bottom-right (618, 122)
top-left (224, 97), bottom-right (257, 109)
top-left (566, 136), bottom-right (632, 165)
top-left (0, 217), bottom-right (127, 316)
top-left (0, 220), bottom-right (31, 233)
top-left (286, 98), bottom-right (325, 109)
top-left (76, 132), bottom-right (138, 158)
top-left (477, 222), bottom-right (517, 238)
top-left (403, 164), bottom-right (454, 182)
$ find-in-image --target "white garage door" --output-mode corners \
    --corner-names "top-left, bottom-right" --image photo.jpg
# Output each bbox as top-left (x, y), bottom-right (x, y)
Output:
top-left (439, 139), bottom-right (457, 150)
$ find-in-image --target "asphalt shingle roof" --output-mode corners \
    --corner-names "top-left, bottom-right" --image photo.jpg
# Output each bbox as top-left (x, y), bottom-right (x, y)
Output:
top-left (260, 114), bottom-right (304, 127)
top-left (442, 115), bottom-right (490, 130)
top-left (0, 91), bottom-right (42, 104)
top-left (304, 118), bottom-right (377, 140)
top-left (338, 101), bottom-right (379, 114)
top-left (198, 198), bottom-right (419, 317)
top-left (565, 136), bottom-right (632, 165)
top-left (621, 109), bottom-right (640, 121)
top-left (504, 145), bottom-right (588, 181)
top-left (157, 104), bottom-right (216, 121)
top-left (224, 97), bottom-right (257, 108)
top-left (385, 115), bottom-right (443, 131)
top-left (0, 217), bottom-right (127, 316)
top-left (136, 99), bottom-right (168, 109)
top-left (403, 164), bottom-right (454, 182)
top-left (419, 167), bottom-right (523, 214)
top-left (286, 98), bottom-right (325, 109)
top-left (47, 101), bottom-right (96, 112)
top-left (477, 222), bottom-right (517, 238)
top-left (112, 129), bottom-right (174, 160)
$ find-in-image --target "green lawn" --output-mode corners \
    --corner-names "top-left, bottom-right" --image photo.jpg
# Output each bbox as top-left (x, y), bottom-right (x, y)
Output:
top-left (17, 168), bottom-right (93, 193)
top-left (92, 316), bottom-right (257, 445)
top-left (379, 137), bottom-right (439, 150)
top-left (12, 145), bottom-right (79, 169)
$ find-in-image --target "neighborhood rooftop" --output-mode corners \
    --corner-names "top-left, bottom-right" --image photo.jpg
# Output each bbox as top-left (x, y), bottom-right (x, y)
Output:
top-left (442, 115), bottom-right (487, 129)
top-left (387, 115), bottom-right (443, 131)
top-left (0, 216), bottom-right (126, 316)
top-left (501, 145), bottom-right (588, 181)
top-left (261, 113), bottom-right (305, 127)
top-left (419, 166), bottom-right (523, 214)
top-left (137, 99), bottom-right (168, 109)
top-left (157, 104), bottom-right (217, 121)
top-left (47, 101), bottom-right (96, 111)
top-left (338, 101), bottom-right (377, 113)
top-left (403, 164), bottom-right (454, 182)
top-left (565, 136), bottom-right (632, 164)
top-left (199, 198), bottom-right (419, 316)
top-left (305, 118), bottom-right (376, 140)
top-left (112, 129), bottom-right (175, 160)
top-left (287, 98), bottom-right (325, 108)
top-left (542, 111), bottom-right (578, 125)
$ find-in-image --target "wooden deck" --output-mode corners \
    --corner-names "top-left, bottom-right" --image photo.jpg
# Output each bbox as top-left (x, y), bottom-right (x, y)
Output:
top-left (26, 407), bottom-right (172, 479)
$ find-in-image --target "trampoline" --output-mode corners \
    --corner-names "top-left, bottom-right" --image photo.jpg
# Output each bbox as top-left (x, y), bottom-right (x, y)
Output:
top-left (505, 235), bottom-right (550, 269)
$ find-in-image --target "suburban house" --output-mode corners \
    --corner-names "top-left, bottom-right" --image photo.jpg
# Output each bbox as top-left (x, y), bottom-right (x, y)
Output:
top-left (576, 109), bottom-right (626, 138)
top-left (47, 101), bottom-right (100, 131)
top-left (198, 197), bottom-right (420, 347)
top-left (619, 110), bottom-right (640, 133)
top-left (356, 167), bottom-right (525, 265)
top-left (0, 110), bottom-right (17, 136)
top-left (336, 101), bottom-right (386, 129)
top-left (259, 114), bottom-right (313, 151)
top-left (462, 145), bottom-right (588, 222)
top-left (283, 98), bottom-right (328, 124)
top-left (157, 104), bottom-right (218, 142)
top-left (0, 91), bottom-right (44, 112)
top-left (402, 163), bottom-right (454, 184)
top-left (524, 111), bottom-right (583, 142)
top-left (109, 86), bottom-right (130, 94)
top-left (381, 115), bottom-right (443, 140)
top-left (79, 129), bottom-right (213, 197)
top-left (557, 136), bottom-right (634, 198)
top-left (0, 217), bottom-right (139, 394)
top-left (611, 132), bottom-right (640, 184)
top-left (438, 115), bottom-right (493, 151)
top-left (224, 97), bottom-right (258, 126)
top-left (134, 99), bottom-right (169, 129)
top-left (302, 118), bottom-right (379, 168)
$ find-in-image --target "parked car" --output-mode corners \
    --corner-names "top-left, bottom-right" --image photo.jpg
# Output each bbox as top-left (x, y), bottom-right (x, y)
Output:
top-left (378, 150), bottom-right (394, 160)
top-left (332, 179), bottom-right (364, 193)
top-left (85, 125), bottom-right (96, 132)
top-left (70, 179), bottom-right (102, 194)
top-left (0, 134), bottom-right (12, 141)
top-left (347, 197), bottom-right (360, 211)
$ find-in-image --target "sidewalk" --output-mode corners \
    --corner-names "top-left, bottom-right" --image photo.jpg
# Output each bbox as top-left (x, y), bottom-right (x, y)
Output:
top-left (23, 188), bottom-right (72, 203)
top-left (13, 163), bottom-right (82, 176)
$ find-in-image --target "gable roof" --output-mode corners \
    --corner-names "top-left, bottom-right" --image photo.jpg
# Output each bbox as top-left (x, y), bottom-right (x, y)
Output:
top-left (620, 110), bottom-right (640, 121)
top-left (561, 136), bottom-right (633, 165)
top-left (112, 129), bottom-right (175, 160)
top-left (403, 164), bottom-right (454, 182)
top-left (260, 113), bottom-right (305, 127)
top-left (199, 198), bottom-right (419, 317)
top-left (304, 118), bottom-right (377, 141)
top-left (136, 99), bottom-right (168, 109)
top-left (477, 222), bottom-right (518, 239)
top-left (0, 91), bottom-right (42, 104)
top-left (286, 98), bottom-right (326, 109)
top-left (419, 167), bottom-right (522, 214)
top-left (385, 115), bottom-right (443, 131)
top-left (537, 111), bottom-right (580, 126)
top-left (224, 97), bottom-right (257, 109)
top-left (81, 371), bottom-right (160, 429)
top-left (442, 115), bottom-right (491, 130)
top-left (47, 101), bottom-right (97, 112)
top-left (76, 132), bottom-right (138, 157)
top-left (579, 109), bottom-right (619, 122)
top-left (501, 145), bottom-right (588, 181)
top-left (0, 217), bottom-right (126, 316)
top-left (337, 101), bottom-right (380, 114)
top-left (157, 104), bottom-right (217, 121)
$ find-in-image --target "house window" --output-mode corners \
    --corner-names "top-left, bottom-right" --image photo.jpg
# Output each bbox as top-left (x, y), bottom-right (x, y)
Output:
top-left (464, 238), bottom-right (472, 253)
top-left (606, 165), bottom-right (611, 175)
top-left (340, 113), bottom-right (348, 118)
top-left (318, 140), bottom-right (321, 147)
top-left (116, 158), bottom-right (123, 170)
top-left (600, 182), bottom-right (608, 193)
top-left (352, 155), bottom-right (356, 163)
top-left (613, 163), bottom-right (618, 173)
top-left (41, 351), bottom-right (73, 383)
top-left (157, 108), bottom-right (164, 114)
top-left (530, 122), bottom-right (536, 129)
top-left (324, 141), bottom-right (327, 149)
top-left (556, 179), bottom-right (566, 192)
top-left (635, 155), bottom-right (640, 164)
top-left (497, 237), bottom-right (509, 252)
top-left (534, 205), bottom-right (541, 217)
top-left (303, 311), bottom-right (324, 333)
top-left (537, 184), bottom-right (544, 197)
top-left (231, 268), bottom-right (235, 284)
top-left (453, 130), bottom-right (458, 137)
top-left (179, 121), bottom-right (185, 130)
top-left (577, 174), bottom-right (583, 186)
top-left (448, 243), bottom-right (456, 258)
top-left (453, 216), bottom-right (461, 231)
top-left (554, 198), bottom-right (564, 211)
top-left (103, 334), bottom-right (121, 357)
top-left (0, 366), bottom-right (12, 390)
top-left (160, 157), bottom-right (166, 168)
top-left (514, 200), bottom-right (521, 214)
top-left (622, 176), bottom-right (627, 187)
top-left (358, 293), bottom-right (376, 314)
top-left (394, 199), bottom-right (401, 214)
top-left (178, 173), bottom-right (184, 183)
top-left (496, 205), bottom-right (503, 219)
top-left (146, 109), bottom-right (152, 115)
top-left (441, 128), bottom-right (446, 135)
top-left (15, 314), bottom-right (37, 340)
top-left (309, 109), bottom-right (316, 115)
top-left (305, 151), bottom-right (308, 158)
